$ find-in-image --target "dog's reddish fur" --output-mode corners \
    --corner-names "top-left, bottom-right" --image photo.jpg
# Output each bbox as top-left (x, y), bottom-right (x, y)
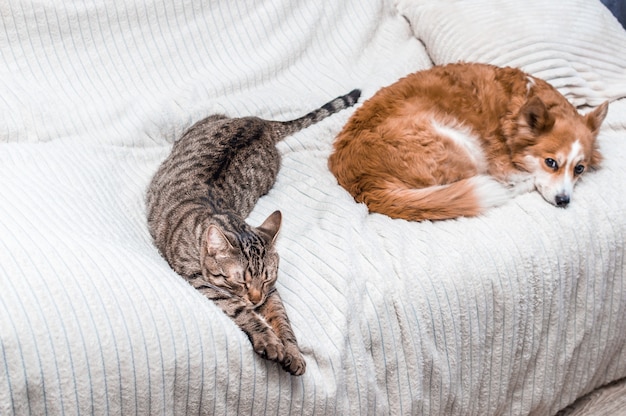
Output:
top-left (328, 63), bottom-right (608, 221)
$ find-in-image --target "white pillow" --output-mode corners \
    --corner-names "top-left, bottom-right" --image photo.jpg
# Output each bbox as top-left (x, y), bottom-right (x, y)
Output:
top-left (396, 0), bottom-right (626, 106)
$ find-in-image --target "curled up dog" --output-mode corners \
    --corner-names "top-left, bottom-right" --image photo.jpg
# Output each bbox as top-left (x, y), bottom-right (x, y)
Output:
top-left (328, 63), bottom-right (609, 221)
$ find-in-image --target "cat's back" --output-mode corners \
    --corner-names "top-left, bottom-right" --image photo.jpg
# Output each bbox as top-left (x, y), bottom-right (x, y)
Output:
top-left (165, 114), bottom-right (276, 179)
top-left (149, 89), bottom-right (363, 217)
top-left (148, 115), bottom-right (279, 199)
top-left (146, 114), bottom-right (281, 243)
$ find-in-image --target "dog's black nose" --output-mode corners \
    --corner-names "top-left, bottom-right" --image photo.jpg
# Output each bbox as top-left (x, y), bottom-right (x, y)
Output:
top-left (555, 194), bottom-right (570, 207)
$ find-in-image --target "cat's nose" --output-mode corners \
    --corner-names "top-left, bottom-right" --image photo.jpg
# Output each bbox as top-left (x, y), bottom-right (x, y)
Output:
top-left (248, 289), bottom-right (263, 305)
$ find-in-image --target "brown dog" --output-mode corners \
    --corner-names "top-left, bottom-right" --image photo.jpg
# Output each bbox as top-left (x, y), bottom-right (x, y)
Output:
top-left (329, 63), bottom-right (609, 221)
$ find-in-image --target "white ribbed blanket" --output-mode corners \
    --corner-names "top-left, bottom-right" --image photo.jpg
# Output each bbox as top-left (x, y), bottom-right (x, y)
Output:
top-left (1, 0), bottom-right (625, 415)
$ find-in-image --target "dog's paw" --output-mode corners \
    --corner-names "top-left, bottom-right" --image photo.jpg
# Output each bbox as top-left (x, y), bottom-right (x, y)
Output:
top-left (505, 175), bottom-right (535, 196)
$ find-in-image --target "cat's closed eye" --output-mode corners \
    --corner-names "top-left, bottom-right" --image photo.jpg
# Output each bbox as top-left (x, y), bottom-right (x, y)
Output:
top-left (232, 270), bottom-right (245, 282)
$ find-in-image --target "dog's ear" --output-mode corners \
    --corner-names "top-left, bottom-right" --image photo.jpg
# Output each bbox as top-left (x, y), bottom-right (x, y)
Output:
top-left (519, 96), bottom-right (555, 134)
top-left (585, 101), bottom-right (608, 170)
top-left (585, 101), bottom-right (609, 135)
top-left (508, 96), bottom-right (555, 152)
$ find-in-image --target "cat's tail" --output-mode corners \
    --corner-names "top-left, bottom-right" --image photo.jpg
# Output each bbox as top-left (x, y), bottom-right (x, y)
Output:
top-left (276, 89), bottom-right (361, 137)
top-left (355, 175), bottom-right (512, 221)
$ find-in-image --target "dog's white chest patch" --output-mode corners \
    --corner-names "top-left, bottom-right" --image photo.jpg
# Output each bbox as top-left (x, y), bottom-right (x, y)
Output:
top-left (431, 120), bottom-right (488, 172)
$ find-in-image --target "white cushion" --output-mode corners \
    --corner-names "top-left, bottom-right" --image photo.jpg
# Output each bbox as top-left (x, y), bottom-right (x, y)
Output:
top-left (397, 0), bottom-right (626, 106)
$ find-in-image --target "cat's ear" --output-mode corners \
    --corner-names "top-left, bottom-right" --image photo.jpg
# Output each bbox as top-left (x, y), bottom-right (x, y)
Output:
top-left (257, 210), bottom-right (282, 244)
top-left (206, 225), bottom-right (234, 257)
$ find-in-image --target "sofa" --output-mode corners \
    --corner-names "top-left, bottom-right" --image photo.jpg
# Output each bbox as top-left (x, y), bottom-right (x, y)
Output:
top-left (1, 0), bottom-right (625, 414)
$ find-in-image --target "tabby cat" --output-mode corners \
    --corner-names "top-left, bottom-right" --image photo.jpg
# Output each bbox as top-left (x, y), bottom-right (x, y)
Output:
top-left (146, 89), bottom-right (361, 375)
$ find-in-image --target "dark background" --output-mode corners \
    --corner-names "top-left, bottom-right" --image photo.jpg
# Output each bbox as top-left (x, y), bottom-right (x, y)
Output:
top-left (601, 0), bottom-right (626, 28)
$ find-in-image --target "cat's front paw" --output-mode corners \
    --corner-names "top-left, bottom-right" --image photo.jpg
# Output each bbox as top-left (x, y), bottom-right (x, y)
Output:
top-left (281, 343), bottom-right (306, 376)
top-left (251, 330), bottom-right (285, 363)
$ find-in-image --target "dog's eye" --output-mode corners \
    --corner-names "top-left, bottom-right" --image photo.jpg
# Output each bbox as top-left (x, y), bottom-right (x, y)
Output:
top-left (574, 164), bottom-right (585, 175)
top-left (545, 158), bottom-right (558, 170)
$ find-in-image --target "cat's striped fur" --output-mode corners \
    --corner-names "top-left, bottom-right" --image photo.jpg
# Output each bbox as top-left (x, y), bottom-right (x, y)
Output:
top-left (146, 89), bottom-right (360, 375)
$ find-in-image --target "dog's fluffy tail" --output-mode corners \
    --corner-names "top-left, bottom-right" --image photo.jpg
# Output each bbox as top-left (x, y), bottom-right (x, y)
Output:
top-left (358, 175), bottom-right (511, 221)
